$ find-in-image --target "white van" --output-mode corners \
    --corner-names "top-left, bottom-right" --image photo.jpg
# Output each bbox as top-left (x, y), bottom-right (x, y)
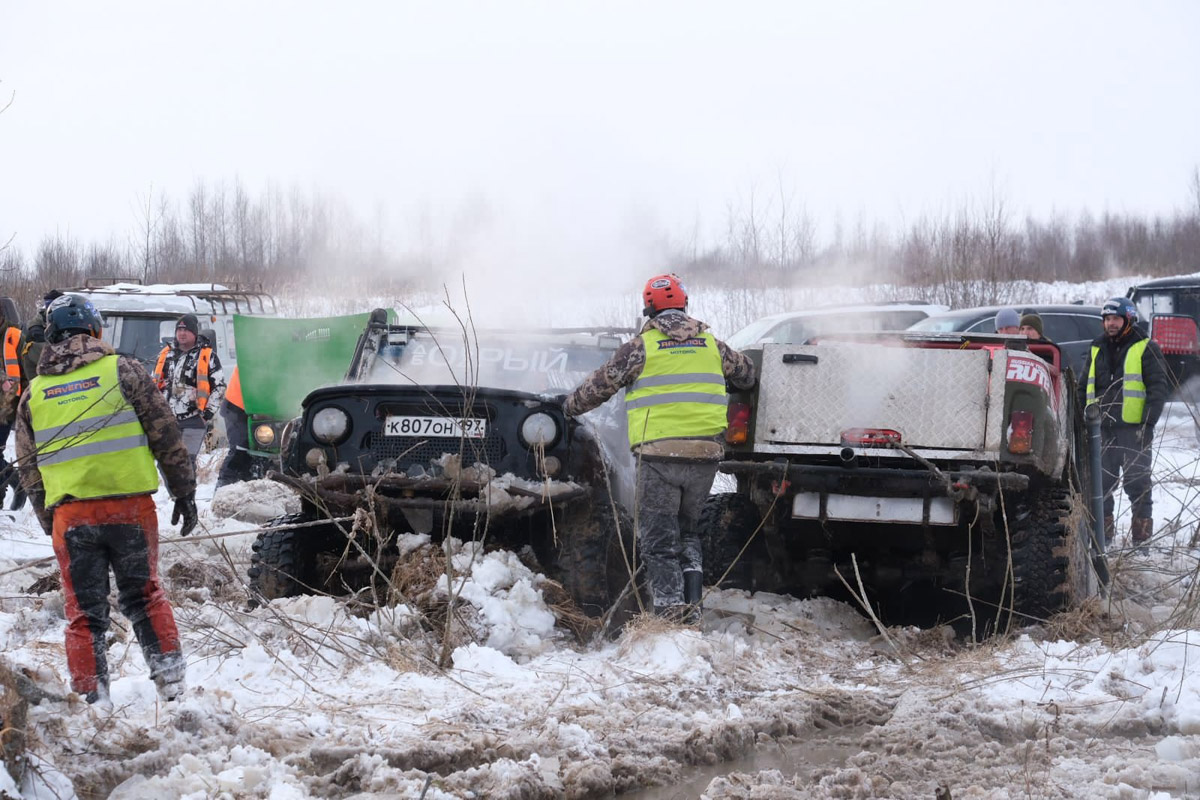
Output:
top-left (64, 279), bottom-right (277, 368)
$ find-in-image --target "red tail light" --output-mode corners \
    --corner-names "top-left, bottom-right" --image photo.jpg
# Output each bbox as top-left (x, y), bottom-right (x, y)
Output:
top-left (1008, 411), bottom-right (1033, 454)
top-left (726, 402), bottom-right (751, 444)
top-left (840, 428), bottom-right (901, 447)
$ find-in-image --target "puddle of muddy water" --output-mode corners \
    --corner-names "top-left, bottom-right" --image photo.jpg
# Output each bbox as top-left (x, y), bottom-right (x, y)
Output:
top-left (616, 731), bottom-right (865, 799)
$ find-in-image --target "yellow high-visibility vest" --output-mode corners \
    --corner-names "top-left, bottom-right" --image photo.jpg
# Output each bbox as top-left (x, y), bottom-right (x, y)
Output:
top-left (625, 329), bottom-right (727, 447)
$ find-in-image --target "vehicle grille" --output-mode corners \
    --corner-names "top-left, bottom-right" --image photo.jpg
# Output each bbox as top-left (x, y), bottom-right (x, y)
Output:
top-left (363, 431), bottom-right (506, 470)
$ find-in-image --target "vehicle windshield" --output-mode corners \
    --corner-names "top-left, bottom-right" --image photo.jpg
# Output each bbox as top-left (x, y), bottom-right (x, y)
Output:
top-left (110, 316), bottom-right (176, 363)
top-left (365, 331), bottom-right (623, 394)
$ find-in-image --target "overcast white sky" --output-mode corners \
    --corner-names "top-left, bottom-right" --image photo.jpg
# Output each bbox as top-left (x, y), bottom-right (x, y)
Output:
top-left (1, 1), bottom-right (1198, 282)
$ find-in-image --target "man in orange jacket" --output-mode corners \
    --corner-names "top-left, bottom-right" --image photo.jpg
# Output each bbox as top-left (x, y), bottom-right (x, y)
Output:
top-left (216, 365), bottom-right (254, 488)
top-left (152, 313), bottom-right (226, 464)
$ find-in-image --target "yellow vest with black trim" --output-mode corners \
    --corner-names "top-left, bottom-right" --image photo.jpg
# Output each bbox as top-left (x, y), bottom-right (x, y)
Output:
top-left (1086, 340), bottom-right (1149, 424)
top-left (28, 354), bottom-right (159, 507)
top-left (625, 329), bottom-right (728, 448)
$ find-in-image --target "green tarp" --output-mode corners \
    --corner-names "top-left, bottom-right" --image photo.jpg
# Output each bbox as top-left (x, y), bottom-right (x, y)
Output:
top-left (233, 312), bottom-right (374, 419)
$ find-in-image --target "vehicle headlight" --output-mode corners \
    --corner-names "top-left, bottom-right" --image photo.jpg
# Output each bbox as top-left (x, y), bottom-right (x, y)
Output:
top-left (520, 412), bottom-right (559, 448)
top-left (253, 424), bottom-right (276, 446)
top-left (311, 407), bottom-right (350, 444)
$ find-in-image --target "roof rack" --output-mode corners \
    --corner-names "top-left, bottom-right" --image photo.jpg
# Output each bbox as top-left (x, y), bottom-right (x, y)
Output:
top-left (66, 281), bottom-right (277, 315)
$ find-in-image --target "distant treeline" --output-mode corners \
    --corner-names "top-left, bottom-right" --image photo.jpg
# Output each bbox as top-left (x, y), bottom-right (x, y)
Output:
top-left (2, 173), bottom-right (1199, 317)
top-left (668, 174), bottom-right (1200, 308)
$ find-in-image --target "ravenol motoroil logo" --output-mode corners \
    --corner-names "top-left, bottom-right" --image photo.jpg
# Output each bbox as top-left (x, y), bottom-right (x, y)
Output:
top-left (42, 376), bottom-right (101, 400)
top-left (657, 337), bottom-right (708, 350)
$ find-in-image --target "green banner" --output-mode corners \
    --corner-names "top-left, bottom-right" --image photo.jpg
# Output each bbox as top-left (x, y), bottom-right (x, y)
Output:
top-left (233, 312), bottom-right (374, 419)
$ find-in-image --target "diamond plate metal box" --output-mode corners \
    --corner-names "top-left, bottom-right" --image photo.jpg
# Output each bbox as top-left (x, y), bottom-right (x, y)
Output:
top-left (755, 343), bottom-right (993, 450)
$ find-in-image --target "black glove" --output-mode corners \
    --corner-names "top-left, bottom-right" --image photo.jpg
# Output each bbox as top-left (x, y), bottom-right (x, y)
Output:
top-left (171, 493), bottom-right (198, 536)
top-left (201, 408), bottom-right (215, 425)
top-left (1139, 424), bottom-right (1155, 447)
top-left (9, 483), bottom-right (26, 511)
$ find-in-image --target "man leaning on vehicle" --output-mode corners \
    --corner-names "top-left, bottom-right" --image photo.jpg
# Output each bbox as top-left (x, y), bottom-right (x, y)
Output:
top-left (1078, 297), bottom-right (1170, 549)
top-left (563, 273), bottom-right (756, 623)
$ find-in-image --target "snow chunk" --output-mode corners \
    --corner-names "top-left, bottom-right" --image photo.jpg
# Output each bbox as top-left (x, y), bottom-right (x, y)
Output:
top-left (209, 479), bottom-right (300, 522)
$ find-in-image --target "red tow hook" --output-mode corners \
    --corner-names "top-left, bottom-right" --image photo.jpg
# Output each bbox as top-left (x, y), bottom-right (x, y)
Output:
top-left (771, 478), bottom-right (791, 497)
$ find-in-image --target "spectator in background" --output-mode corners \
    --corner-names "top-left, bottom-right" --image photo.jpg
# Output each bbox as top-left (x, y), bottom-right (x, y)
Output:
top-left (152, 314), bottom-right (226, 465)
top-left (994, 308), bottom-right (1021, 335)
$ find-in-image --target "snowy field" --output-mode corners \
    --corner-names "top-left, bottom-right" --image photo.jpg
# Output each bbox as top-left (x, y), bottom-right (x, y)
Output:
top-left (2, 277), bottom-right (1200, 799)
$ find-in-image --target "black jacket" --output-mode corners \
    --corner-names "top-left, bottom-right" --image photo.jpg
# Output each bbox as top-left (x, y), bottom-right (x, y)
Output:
top-left (1077, 327), bottom-right (1169, 428)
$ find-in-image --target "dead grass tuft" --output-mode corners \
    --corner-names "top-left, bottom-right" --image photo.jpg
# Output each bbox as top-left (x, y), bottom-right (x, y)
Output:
top-left (23, 572), bottom-right (60, 595)
top-left (538, 579), bottom-right (600, 642)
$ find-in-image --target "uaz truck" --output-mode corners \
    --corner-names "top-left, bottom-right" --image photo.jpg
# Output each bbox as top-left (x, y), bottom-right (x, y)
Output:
top-left (701, 330), bottom-right (1106, 631)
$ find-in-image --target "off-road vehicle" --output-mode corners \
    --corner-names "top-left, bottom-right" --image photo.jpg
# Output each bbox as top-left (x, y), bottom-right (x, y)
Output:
top-left (701, 331), bottom-right (1107, 630)
top-left (248, 310), bottom-right (642, 620)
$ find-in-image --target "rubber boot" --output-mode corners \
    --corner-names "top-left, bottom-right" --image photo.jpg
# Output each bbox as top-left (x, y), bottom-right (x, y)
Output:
top-left (682, 571), bottom-right (703, 625)
top-left (1131, 517), bottom-right (1152, 547)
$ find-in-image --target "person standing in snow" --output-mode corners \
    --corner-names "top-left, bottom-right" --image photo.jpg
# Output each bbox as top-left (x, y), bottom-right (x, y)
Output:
top-left (564, 273), bottom-right (756, 623)
top-left (152, 313), bottom-right (226, 464)
top-left (1077, 297), bottom-right (1170, 549)
top-left (15, 293), bottom-right (197, 703)
top-left (0, 302), bottom-right (30, 509)
top-left (216, 365), bottom-right (255, 488)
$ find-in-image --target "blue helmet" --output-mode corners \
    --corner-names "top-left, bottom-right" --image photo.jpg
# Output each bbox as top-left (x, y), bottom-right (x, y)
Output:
top-left (45, 294), bottom-right (104, 343)
top-left (1101, 297), bottom-right (1137, 325)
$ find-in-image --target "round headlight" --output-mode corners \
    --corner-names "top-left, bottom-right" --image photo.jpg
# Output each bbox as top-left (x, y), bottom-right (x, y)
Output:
top-left (311, 407), bottom-right (350, 444)
top-left (253, 424), bottom-right (276, 446)
top-left (520, 412), bottom-right (559, 447)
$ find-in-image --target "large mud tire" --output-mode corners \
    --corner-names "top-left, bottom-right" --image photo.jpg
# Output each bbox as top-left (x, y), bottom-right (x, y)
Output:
top-left (557, 498), bottom-right (647, 628)
top-left (248, 514), bottom-right (342, 601)
top-left (1008, 484), bottom-right (1097, 623)
top-left (699, 492), bottom-right (763, 591)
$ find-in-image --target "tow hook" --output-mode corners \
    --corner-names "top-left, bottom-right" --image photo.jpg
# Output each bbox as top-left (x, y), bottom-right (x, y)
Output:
top-left (771, 478), bottom-right (791, 498)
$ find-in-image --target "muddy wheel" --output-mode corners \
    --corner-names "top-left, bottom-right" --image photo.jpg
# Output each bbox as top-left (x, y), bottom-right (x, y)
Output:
top-left (248, 514), bottom-right (341, 601)
top-left (1008, 484), bottom-right (1097, 622)
top-left (699, 492), bottom-right (763, 591)
top-left (557, 497), bottom-right (646, 626)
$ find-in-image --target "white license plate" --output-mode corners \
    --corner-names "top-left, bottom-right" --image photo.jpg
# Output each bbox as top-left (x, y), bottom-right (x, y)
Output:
top-left (383, 416), bottom-right (487, 438)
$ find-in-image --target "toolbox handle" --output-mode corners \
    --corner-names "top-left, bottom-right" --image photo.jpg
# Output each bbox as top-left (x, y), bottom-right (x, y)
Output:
top-left (782, 353), bottom-right (819, 364)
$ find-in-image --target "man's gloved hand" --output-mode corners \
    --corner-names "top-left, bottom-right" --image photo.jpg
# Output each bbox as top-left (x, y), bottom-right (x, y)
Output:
top-left (1139, 424), bottom-right (1156, 447)
top-left (171, 493), bottom-right (198, 536)
top-left (201, 408), bottom-right (215, 425)
top-left (9, 483), bottom-right (26, 511)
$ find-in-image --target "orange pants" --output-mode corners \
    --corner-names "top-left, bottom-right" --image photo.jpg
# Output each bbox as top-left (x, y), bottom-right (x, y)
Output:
top-left (52, 495), bottom-right (183, 694)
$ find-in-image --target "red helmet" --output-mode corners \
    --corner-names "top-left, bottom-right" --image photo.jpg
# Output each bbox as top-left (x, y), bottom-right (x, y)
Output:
top-left (642, 273), bottom-right (688, 316)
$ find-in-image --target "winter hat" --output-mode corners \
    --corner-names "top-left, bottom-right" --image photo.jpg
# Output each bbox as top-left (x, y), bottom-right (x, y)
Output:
top-left (176, 313), bottom-right (200, 336)
top-left (994, 308), bottom-right (1020, 330)
top-left (1019, 313), bottom-right (1044, 337)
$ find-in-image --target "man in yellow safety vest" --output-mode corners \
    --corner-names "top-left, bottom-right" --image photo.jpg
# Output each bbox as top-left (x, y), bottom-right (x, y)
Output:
top-left (15, 294), bottom-right (197, 704)
top-left (564, 273), bottom-right (756, 623)
top-left (1078, 297), bottom-right (1169, 549)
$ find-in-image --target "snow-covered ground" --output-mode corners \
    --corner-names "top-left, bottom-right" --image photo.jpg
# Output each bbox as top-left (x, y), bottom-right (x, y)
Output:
top-left (3, 281), bottom-right (1200, 799)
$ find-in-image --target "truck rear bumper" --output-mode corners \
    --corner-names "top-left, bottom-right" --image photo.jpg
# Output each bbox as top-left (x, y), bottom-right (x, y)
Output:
top-left (718, 461), bottom-right (1029, 497)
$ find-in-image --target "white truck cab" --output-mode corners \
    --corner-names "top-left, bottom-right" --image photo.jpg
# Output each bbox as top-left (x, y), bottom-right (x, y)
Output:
top-left (64, 279), bottom-right (277, 368)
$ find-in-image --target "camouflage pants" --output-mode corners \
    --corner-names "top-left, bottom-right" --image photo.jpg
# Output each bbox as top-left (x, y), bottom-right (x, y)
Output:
top-left (635, 459), bottom-right (719, 609)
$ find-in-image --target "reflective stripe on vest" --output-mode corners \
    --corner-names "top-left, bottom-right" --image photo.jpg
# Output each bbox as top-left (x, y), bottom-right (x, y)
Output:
top-left (196, 347), bottom-right (212, 410)
top-left (225, 365), bottom-right (243, 410)
top-left (1086, 340), bottom-right (1149, 424)
top-left (625, 329), bottom-right (727, 448)
top-left (3, 327), bottom-right (21, 393)
top-left (28, 355), bottom-right (159, 507)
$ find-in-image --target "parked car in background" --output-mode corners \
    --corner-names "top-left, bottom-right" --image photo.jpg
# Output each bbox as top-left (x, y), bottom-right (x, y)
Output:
top-left (908, 304), bottom-right (1104, 374)
top-left (726, 302), bottom-right (948, 350)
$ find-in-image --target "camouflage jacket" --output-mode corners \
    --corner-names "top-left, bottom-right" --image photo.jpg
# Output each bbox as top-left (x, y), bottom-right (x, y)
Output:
top-left (16, 335), bottom-right (197, 532)
top-left (564, 310), bottom-right (757, 436)
top-left (157, 336), bottom-right (226, 421)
